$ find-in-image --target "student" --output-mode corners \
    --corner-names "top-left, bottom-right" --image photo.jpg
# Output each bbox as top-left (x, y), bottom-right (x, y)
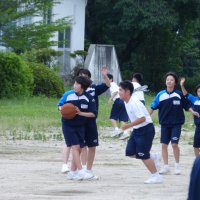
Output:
top-left (107, 73), bottom-right (129, 139)
top-left (61, 66), bottom-right (110, 179)
top-left (188, 155), bottom-right (200, 200)
top-left (58, 76), bottom-right (97, 180)
top-left (149, 72), bottom-right (195, 175)
top-left (119, 80), bottom-right (163, 184)
top-left (78, 67), bottom-right (110, 179)
top-left (180, 77), bottom-right (200, 156)
top-left (132, 73), bottom-right (145, 104)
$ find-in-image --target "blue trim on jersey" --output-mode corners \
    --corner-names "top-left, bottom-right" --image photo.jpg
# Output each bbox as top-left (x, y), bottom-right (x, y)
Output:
top-left (58, 90), bottom-right (97, 126)
top-left (187, 94), bottom-right (200, 125)
top-left (151, 89), bottom-right (191, 126)
top-left (58, 90), bottom-right (74, 106)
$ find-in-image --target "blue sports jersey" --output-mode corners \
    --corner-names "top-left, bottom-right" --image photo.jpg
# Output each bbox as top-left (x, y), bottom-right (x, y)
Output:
top-left (58, 90), bottom-right (97, 126)
top-left (151, 89), bottom-right (191, 126)
top-left (186, 94), bottom-right (200, 125)
top-left (86, 83), bottom-right (109, 113)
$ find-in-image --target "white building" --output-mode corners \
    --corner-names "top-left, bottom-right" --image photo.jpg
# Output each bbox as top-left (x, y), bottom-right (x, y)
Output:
top-left (52, 0), bottom-right (87, 76)
top-left (0, 0), bottom-right (87, 75)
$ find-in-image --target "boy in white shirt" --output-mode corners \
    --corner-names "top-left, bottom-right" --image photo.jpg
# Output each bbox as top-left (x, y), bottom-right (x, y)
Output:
top-left (119, 80), bottom-right (163, 184)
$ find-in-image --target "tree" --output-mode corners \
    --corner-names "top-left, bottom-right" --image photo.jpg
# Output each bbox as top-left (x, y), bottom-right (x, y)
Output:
top-left (86, 0), bottom-right (200, 91)
top-left (0, 0), bottom-right (71, 53)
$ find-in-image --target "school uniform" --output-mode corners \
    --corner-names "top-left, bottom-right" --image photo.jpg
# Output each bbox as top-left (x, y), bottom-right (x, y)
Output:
top-left (151, 89), bottom-right (191, 144)
top-left (186, 94), bottom-right (200, 148)
top-left (85, 83), bottom-right (109, 147)
top-left (109, 82), bottom-right (128, 122)
top-left (124, 96), bottom-right (155, 160)
top-left (58, 90), bottom-right (97, 147)
top-left (132, 82), bottom-right (145, 104)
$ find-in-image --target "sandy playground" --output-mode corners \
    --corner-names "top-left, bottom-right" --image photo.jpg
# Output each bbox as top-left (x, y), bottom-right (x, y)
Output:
top-left (0, 127), bottom-right (196, 200)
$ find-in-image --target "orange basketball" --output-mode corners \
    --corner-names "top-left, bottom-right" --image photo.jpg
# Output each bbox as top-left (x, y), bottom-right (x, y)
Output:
top-left (61, 103), bottom-right (77, 119)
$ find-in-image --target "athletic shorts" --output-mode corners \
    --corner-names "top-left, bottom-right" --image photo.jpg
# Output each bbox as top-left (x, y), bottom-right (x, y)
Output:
top-left (161, 125), bottom-right (182, 145)
top-left (125, 123), bottom-right (155, 160)
top-left (194, 125), bottom-right (200, 148)
top-left (62, 121), bottom-right (85, 148)
top-left (84, 118), bottom-right (99, 147)
top-left (110, 98), bottom-right (129, 122)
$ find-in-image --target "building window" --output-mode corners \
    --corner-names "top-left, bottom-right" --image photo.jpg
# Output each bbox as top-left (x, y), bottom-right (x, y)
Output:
top-left (58, 28), bottom-right (71, 49)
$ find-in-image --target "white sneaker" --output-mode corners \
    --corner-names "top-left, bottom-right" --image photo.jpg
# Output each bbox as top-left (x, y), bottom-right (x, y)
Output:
top-left (174, 163), bottom-right (181, 175)
top-left (159, 165), bottom-right (170, 174)
top-left (83, 170), bottom-right (94, 180)
top-left (144, 174), bottom-right (163, 184)
top-left (119, 131), bottom-right (130, 140)
top-left (73, 169), bottom-right (86, 181)
top-left (67, 171), bottom-right (77, 180)
top-left (151, 153), bottom-right (161, 171)
top-left (61, 164), bottom-right (70, 173)
top-left (82, 165), bottom-right (87, 170)
top-left (111, 128), bottom-right (123, 137)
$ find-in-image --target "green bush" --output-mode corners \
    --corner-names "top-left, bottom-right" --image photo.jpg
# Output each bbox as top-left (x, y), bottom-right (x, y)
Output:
top-left (29, 62), bottom-right (64, 98)
top-left (0, 52), bottom-right (33, 98)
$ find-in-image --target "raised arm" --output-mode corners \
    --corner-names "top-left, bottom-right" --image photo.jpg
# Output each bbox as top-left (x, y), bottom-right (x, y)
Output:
top-left (180, 77), bottom-right (188, 96)
top-left (101, 66), bottom-right (111, 87)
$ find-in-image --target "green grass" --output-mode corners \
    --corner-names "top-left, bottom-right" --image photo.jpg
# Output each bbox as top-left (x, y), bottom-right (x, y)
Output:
top-left (0, 94), bottom-right (195, 140)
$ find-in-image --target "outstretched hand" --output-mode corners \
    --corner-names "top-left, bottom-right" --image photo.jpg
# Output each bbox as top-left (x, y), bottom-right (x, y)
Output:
top-left (121, 123), bottom-right (130, 130)
top-left (180, 77), bottom-right (185, 86)
top-left (101, 66), bottom-right (108, 76)
top-left (193, 111), bottom-right (200, 118)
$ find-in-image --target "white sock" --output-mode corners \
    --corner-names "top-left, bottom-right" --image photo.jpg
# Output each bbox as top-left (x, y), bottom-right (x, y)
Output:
top-left (114, 127), bottom-right (119, 131)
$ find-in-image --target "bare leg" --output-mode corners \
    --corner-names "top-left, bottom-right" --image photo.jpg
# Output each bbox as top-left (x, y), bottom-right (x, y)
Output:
top-left (142, 158), bottom-right (157, 174)
top-left (171, 143), bottom-right (180, 163)
top-left (119, 121), bottom-right (125, 128)
top-left (71, 145), bottom-right (82, 170)
top-left (87, 147), bottom-right (96, 170)
top-left (81, 147), bottom-right (87, 166)
top-left (162, 143), bottom-right (169, 165)
top-left (111, 119), bottom-right (118, 129)
top-left (63, 145), bottom-right (71, 164)
top-left (194, 148), bottom-right (200, 157)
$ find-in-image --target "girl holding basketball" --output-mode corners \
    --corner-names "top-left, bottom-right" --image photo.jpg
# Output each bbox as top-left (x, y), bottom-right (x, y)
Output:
top-left (58, 76), bottom-right (97, 180)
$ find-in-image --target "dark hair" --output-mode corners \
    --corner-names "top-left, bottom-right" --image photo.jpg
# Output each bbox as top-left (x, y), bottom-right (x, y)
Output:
top-left (188, 156), bottom-right (200, 200)
top-left (107, 73), bottom-right (113, 81)
top-left (76, 68), bottom-right (91, 78)
top-left (195, 84), bottom-right (200, 94)
top-left (132, 73), bottom-right (143, 84)
top-left (164, 71), bottom-right (178, 84)
top-left (119, 80), bottom-right (134, 95)
top-left (74, 76), bottom-right (92, 91)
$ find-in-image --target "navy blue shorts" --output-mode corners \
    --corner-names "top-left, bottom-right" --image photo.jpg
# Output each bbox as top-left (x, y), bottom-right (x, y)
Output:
top-left (110, 98), bottom-right (128, 122)
top-left (125, 123), bottom-right (155, 160)
top-left (62, 121), bottom-right (85, 148)
top-left (161, 125), bottom-right (182, 145)
top-left (84, 118), bottom-right (99, 147)
top-left (194, 125), bottom-right (200, 148)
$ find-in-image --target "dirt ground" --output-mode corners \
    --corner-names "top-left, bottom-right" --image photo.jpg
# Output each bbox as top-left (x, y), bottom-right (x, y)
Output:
top-left (0, 129), bottom-right (196, 200)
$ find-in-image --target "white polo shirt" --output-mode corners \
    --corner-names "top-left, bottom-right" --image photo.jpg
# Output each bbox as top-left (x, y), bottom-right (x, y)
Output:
top-left (132, 82), bottom-right (145, 101)
top-left (124, 95), bottom-right (152, 129)
top-left (110, 82), bottom-right (120, 101)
